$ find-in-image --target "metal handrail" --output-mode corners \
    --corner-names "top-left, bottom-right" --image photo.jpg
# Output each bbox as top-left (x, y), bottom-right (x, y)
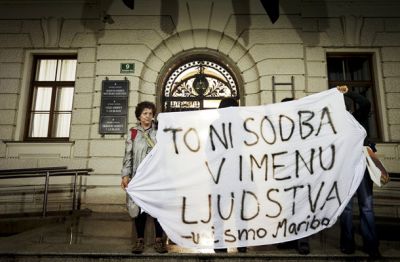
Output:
top-left (0, 166), bottom-right (68, 175)
top-left (0, 167), bottom-right (93, 217)
top-left (0, 169), bottom-right (92, 179)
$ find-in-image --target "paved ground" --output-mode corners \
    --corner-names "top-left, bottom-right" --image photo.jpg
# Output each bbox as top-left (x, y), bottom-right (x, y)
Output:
top-left (0, 211), bottom-right (399, 261)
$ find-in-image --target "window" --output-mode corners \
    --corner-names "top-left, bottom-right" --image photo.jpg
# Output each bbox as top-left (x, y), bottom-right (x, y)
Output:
top-left (25, 55), bottom-right (77, 140)
top-left (162, 59), bottom-right (240, 112)
top-left (327, 54), bottom-right (380, 140)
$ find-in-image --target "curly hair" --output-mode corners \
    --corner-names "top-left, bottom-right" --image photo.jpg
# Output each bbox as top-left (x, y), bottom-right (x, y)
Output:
top-left (135, 101), bottom-right (156, 120)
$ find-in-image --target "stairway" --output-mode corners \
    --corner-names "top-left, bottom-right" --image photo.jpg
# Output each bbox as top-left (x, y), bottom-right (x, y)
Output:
top-left (0, 211), bottom-right (399, 261)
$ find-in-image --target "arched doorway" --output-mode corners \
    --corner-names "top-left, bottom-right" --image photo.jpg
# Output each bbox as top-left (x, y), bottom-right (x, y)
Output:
top-left (159, 51), bottom-right (242, 112)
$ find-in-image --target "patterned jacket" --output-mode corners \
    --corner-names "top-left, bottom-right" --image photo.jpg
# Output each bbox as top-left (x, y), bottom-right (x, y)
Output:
top-left (121, 124), bottom-right (157, 178)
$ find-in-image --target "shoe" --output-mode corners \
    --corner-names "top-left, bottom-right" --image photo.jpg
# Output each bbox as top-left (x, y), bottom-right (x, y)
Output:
top-left (340, 247), bottom-right (355, 255)
top-left (154, 238), bottom-right (168, 253)
top-left (237, 247), bottom-right (247, 253)
top-left (132, 238), bottom-right (145, 254)
top-left (297, 242), bottom-right (310, 255)
top-left (368, 250), bottom-right (382, 259)
top-left (214, 248), bottom-right (227, 253)
top-left (167, 238), bottom-right (176, 245)
top-left (277, 241), bottom-right (295, 249)
top-left (363, 247), bottom-right (381, 259)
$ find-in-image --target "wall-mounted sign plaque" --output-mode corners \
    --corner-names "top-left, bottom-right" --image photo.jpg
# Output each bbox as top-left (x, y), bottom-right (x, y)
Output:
top-left (120, 63), bottom-right (135, 73)
top-left (99, 80), bottom-right (129, 134)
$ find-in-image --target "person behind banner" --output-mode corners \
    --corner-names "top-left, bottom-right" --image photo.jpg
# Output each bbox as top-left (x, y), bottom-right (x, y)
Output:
top-left (213, 97), bottom-right (247, 254)
top-left (121, 101), bottom-right (167, 254)
top-left (277, 97), bottom-right (311, 255)
top-left (337, 85), bottom-right (385, 259)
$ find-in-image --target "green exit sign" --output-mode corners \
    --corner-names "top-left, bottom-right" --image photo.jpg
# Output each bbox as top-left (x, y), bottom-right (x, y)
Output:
top-left (120, 63), bottom-right (135, 73)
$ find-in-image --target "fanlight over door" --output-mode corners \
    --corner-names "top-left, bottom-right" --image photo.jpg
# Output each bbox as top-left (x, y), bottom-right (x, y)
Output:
top-left (162, 60), bottom-right (239, 112)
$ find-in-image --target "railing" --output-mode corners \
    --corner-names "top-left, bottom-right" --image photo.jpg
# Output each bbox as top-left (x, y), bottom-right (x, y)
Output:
top-left (0, 167), bottom-right (93, 217)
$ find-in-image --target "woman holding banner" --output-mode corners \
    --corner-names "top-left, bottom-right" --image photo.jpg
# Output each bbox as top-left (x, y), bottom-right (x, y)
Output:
top-left (121, 101), bottom-right (167, 254)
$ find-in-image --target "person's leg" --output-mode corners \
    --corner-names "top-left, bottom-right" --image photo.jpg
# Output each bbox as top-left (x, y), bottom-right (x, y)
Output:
top-left (135, 211), bottom-right (147, 238)
top-left (154, 218), bottom-right (164, 238)
top-left (296, 237), bottom-right (310, 255)
top-left (237, 247), bottom-right (247, 253)
top-left (340, 197), bottom-right (355, 253)
top-left (132, 212), bottom-right (147, 254)
top-left (276, 240), bottom-right (296, 249)
top-left (357, 172), bottom-right (380, 257)
top-left (153, 218), bottom-right (168, 253)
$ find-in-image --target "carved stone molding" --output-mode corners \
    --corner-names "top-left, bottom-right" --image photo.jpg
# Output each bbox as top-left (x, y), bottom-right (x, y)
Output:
top-left (340, 15), bottom-right (364, 46)
top-left (41, 16), bottom-right (64, 47)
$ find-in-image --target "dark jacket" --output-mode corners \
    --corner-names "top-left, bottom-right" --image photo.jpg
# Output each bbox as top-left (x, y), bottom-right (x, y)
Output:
top-left (345, 91), bottom-right (372, 147)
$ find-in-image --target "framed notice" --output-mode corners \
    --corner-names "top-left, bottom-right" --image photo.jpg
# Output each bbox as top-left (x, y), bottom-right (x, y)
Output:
top-left (99, 80), bottom-right (129, 134)
top-left (101, 97), bottom-right (128, 115)
top-left (99, 116), bottom-right (127, 134)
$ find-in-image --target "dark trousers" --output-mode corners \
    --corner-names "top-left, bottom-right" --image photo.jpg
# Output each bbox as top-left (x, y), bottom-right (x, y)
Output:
top-left (135, 211), bottom-right (164, 239)
top-left (297, 237), bottom-right (309, 247)
top-left (340, 170), bottom-right (378, 251)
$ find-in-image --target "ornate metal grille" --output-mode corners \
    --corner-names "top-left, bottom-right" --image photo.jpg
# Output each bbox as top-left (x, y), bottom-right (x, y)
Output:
top-left (162, 60), bottom-right (239, 112)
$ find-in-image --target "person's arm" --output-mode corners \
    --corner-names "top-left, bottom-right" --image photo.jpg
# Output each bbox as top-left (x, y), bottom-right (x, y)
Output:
top-left (121, 137), bottom-right (133, 189)
top-left (366, 146), bottom-right (390, 185)
top-left (345, 90), bottom-right (371, 121)
top-left (337, 85), bottom-right (371, 126)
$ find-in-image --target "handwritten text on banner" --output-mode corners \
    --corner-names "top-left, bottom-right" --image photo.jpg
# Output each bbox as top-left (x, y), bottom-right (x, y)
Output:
top-left (127, 89), bottom-right (366, 249)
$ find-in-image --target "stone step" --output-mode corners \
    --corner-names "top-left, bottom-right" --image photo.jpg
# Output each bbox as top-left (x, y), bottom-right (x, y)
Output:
top-left (0, 212), bottom-right (399, 261)
top-left (0, 252), bottom-right (399, 262)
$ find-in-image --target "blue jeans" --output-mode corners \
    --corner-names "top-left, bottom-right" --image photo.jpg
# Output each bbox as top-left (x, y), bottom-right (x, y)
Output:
top-left (340, 170), bottom-right (379, 251)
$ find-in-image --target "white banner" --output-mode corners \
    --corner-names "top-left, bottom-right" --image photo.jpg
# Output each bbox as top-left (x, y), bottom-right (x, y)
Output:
top-left (127, 89), bottom-right (366, 249)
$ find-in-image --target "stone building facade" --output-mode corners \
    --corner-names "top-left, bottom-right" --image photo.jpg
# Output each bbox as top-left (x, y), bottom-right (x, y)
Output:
top-left (0, 0), bottom-right (399, 215)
